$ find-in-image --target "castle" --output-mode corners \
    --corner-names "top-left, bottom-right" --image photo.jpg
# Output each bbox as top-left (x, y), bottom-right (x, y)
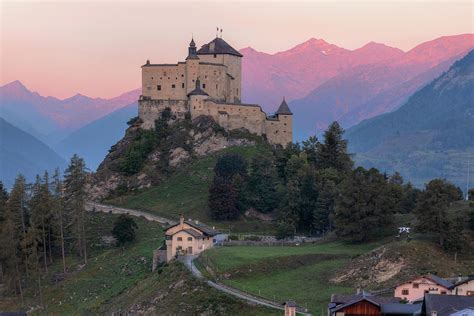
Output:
top-left (138, 36), bottom-right (293, 146)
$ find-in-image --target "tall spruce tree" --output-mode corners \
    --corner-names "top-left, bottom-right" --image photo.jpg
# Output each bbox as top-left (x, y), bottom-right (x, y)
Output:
top-left (245, 155), bottom-right (280, 213)
top-left (0, 181), bottom-right (9, 286)
top-left (415, 179), bottom-right (462, 249)
top-left (52, 169), bottom-right (67, 273)
top-left (334, 167), bottom-right (397, 242)
top-left (316, 122), bottom-right (353, 172)
top-left (64, 155), bottom-right (88, 264)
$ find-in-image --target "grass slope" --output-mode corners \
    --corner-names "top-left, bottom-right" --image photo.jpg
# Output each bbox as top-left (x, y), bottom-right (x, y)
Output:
top-left (107, 144), bottom-right (276, 233)
top-left (198, 241), bottom-right (381, 314)
top-left (0, 212), bottom-right (275, 315)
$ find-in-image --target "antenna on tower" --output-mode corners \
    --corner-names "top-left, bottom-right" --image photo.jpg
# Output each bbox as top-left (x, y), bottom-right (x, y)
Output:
top-left (216, 27), bottom-right (219, 38)
top-left (220, 28), bottom-right (223, 38)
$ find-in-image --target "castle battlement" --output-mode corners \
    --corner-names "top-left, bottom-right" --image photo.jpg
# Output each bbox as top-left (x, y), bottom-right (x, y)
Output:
top-left (138, 36), bottom-right (292, 146)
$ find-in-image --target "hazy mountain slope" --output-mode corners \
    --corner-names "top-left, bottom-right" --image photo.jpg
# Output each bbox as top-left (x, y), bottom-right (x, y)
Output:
top-left (346, 50), bottom-right (474, 187)
top-left (0, 81), bottom-right (140, 146)
top-left (55, 102), bottom-right (138, 171)
top-left (289, 34), bottom-right (474, 139)
top-left (241, 39), bottom-right (404, 110)
top-left (0, 117), bottom-right (66, 188)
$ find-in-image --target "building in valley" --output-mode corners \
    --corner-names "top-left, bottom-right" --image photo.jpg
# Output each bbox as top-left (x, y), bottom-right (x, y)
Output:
top-left (159, 215), bottom-right (219, 262)
top-left (449, 276), bottom-right (474, 296)
top-left (138, 35), bottom-right (293, 146)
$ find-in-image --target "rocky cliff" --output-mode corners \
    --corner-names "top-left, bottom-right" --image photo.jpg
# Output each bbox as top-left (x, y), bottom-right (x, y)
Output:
top-left (88, 114), bottom-right (256, 200)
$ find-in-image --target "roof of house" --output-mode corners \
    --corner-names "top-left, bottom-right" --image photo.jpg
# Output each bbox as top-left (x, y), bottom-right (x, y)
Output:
top-left (331, 292), bottom-right (399, 305)
top-left (330, 292), bottom-right (400, 313)
top-left (381, 303), bottom-right (421, 314)
top-left (197, 37), bottom-right (243, 57)
top-left (426, 274), bottom-right (453, 288)
top-left (450, 276), bottom-right (474, 289)
top-left (182, 229), bottom-right (204, 239)
top-left (283, 300), bottom-right (297, 307)
top-left (165, 220), bottom-right (220, 237)
top-left (275, 99), bottom-right (293, 115)
top-left (424, 294), bottom-right (474, 316)
top-left (398, 274), bottom-right (453, 289)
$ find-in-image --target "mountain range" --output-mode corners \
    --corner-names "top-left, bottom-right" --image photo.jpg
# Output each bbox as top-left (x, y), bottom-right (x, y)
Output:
top-left (241, 34), bottom-right (474, 139)
top-left (346, 49), bottom-right (474, 188)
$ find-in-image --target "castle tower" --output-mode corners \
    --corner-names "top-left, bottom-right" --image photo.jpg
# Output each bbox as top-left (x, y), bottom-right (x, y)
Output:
top-left (185, 38), bottom-right (200, 95)
top-left (188, 78), bottom-right (209, 117)
top-left (275, 98), bottom-right (293, 146)
top-left (196, 37), bottom-right (243, 102)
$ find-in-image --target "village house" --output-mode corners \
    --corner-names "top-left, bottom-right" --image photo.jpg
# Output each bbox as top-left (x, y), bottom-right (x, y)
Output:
top-left (421, 294), bottom-right (474, 316)
top-left (155, 215), bottom-right (219, 264)
top-left (394, 275), bottom-right (453, 302)
top-left (328, 291), bottom-right (404, 316)
top-left (449, 276), bottom-right (474, 296)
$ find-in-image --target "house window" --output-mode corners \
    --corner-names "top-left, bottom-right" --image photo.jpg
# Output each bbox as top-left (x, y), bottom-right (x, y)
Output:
top-left (413, 283), bottom-right (419, 288)
top-left (157, 85), bottom-right (161, 91)
top-left (177, 237), bottom-right (182, 241)
top-left (187, 237), bottom-right (192, 241)
top-left (172, 84), bottom-right (176, 88)
top-left (440, 291), bottom-right (446, 295)
top-left (402, 289), bottom-right (409, 295)
top-left (202, 84), bottom-right (206, 89)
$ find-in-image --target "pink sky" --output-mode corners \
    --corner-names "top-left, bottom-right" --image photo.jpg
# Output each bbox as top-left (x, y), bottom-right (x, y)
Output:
top-left (1, 0), bottom-right (473, 99)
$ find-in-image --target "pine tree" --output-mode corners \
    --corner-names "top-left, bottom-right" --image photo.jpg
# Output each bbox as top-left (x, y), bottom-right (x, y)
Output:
top-left (52, 168), bottom-right (67, 273)
top-left (64, 155), bottom-right (89, 264)
top-left (0, 181), bottom-right (9, 286)
top-left (316, 122), bottom-right (353, 172)
top-left (334, 167), bottom-right (397, 242)
top-left (415, 179), bottom-right (462, 248)
top-left (209, 176), bottom-right (240, 220)
top-left (245, 155), bottom-right (280, 213)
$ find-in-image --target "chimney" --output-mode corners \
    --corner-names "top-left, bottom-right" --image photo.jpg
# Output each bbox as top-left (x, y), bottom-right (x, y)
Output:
top-left (180, 214), bottom-right (184, 226)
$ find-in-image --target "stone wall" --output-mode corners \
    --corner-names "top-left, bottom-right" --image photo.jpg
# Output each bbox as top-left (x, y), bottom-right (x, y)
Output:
top-left (139, 98), bottom-right (188, 129)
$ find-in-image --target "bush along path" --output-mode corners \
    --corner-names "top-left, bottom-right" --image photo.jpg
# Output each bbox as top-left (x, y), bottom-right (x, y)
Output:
top-left (86, 202), bottom-right (312, 315)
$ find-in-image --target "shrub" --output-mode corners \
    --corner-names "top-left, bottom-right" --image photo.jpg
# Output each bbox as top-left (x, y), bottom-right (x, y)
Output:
top-left (112, 214), bottom-right (138, 246)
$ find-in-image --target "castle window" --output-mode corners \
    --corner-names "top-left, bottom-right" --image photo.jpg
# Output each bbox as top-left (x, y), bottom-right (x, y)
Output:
top-left (168, 77), bottom-right (170, 79)
top-left (172, 84), bottom-right (176, 88)
top-left (163, 71), bottom-right (167, 76)
top-left (181, 74), bottom-right (184, 77)
top-left (151, 77), bottom-right (154, 80)
top-left (214, 54), bottom-right (217, 58)
top-left (157, 85), bottom-right (161, 91)
top-left (202, 84), bottom-right (206, 89)
top-left (182, 83), bottom-right (185, 88)
top-left (216, 84), bottom-right (218, 90)
top-left (237, 88), bottom-right (239, 94)
top-left (205, 75), bottom-right (208, 79)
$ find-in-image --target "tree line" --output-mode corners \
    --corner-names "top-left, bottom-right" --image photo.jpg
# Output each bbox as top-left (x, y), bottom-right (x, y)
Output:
top-left (208, 122), bottom-right (473, 249)
top-left (0, 154), bottom-right (88, 303)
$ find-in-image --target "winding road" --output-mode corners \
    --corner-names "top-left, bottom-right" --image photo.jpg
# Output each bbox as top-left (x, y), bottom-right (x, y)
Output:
top-left (87, 202), bottom-right (312, 315)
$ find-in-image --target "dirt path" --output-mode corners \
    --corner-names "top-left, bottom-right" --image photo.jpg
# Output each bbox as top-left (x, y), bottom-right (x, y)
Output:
top-left (85, 202), bottom-right (176, 226)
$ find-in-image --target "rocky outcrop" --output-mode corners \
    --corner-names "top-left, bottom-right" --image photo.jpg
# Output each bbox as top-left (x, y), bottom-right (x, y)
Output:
top-left (88, 115), bottom-right (256, 200)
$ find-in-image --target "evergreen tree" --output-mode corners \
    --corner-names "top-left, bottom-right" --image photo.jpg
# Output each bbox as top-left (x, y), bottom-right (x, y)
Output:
top-left (334, 167), bottom-right (397, 242)
top-left (214, 153), bottom-right (247, 179)
top-left (208, 176), bottom-right (240, 220)
top-left (64, 154), bottom-right (89, 264)
top-left (245, 155), bottom-right (280, 213)
top-left (112, 215), bottom-right (138, 246)
top-left (316, 122), bottom-right (353, 172)
top-left (0, 181), bottom-right (9, 287)
top-left (313, 168), bottom-right (340, 233)
top-left (52, 169), bottom-right (67, 273)
top-left (415, 179), bottom-right (462, 249)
